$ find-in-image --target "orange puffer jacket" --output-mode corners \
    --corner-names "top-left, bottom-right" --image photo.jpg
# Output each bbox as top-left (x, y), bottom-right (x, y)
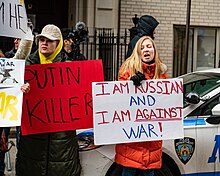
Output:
top-left (115, 63), bottom-right (167, 170)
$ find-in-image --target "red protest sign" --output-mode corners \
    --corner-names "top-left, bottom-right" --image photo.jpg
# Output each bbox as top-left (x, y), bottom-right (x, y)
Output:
top-left (21, 60), bottom-right (104, 135)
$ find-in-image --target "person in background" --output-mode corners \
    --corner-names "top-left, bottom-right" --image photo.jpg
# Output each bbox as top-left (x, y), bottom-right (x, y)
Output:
top-left (4, 38), bottom-right (21, 58)
top-left (61, 28), bottom-right (74, 59)
top-left (115, 36), bottom-right (167, 176)
top-left (4, 38), bottom-right (23, 145)
top-left (0, 19), bottom-right (33, 176)
top-left (126, 15), bottom-right (159, 58)
top-left (0, 36), bottom-right (32, 176)
top-left (16, 24), bottom-right (81, 176)
top-left (61, 28), bottom-right (86, 61)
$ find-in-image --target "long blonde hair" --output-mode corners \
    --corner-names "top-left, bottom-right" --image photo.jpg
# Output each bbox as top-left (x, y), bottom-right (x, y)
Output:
top-left (120, 36), bottom-right (163, 79)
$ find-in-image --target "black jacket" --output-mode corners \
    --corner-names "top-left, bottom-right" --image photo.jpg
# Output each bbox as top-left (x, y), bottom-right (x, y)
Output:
top-left (5, 48), bottom-right (16, 58)
top-left (16, 51), bottom-right (81, 176)
top-left (61, 49), bottom-right (86, 61)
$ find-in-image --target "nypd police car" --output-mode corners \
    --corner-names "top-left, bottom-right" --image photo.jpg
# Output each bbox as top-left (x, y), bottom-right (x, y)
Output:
top-left (77, 68), bottom-right (220, 176)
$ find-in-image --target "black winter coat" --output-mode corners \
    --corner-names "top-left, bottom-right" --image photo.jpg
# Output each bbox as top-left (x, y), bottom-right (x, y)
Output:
top-left (16, 51), bottom-right (81, 176)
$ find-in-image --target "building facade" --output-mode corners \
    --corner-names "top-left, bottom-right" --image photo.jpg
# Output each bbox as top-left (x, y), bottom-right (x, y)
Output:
top-left (72, 0), bottom-right (220, 77)
top-left (119, 0), bottom-right (220, 77)
top-left (2, 0), bottom-right (219, 78)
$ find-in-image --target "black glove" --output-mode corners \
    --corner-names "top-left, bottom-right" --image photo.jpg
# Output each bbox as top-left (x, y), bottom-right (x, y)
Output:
top-left (130, 71), bottom-right (146, 86)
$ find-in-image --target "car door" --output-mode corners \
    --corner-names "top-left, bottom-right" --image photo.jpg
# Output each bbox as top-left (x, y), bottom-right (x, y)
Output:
top-left (183, 78), bottom-right (220, 175)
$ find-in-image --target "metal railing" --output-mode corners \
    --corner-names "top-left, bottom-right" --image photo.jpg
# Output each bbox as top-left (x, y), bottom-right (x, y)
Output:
top-left (80, 28), bottom-right (128, 81)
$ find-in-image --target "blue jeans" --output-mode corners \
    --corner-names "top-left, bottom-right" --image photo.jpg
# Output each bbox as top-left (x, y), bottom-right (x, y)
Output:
top-left (122, 167), bottom-right (154, 176)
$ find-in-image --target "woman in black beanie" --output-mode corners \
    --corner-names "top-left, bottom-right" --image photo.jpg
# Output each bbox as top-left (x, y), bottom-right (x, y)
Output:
top-left (126, 15), bottom-right (159, 58)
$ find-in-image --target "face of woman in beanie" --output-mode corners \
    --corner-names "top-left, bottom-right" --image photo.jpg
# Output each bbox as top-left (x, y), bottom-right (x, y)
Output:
top-left (38, 37), bottom-right (59, 57)
top-left (140, 38), bottom-right (155, 63)
top-left (14, 38), bottom-right (21, 50)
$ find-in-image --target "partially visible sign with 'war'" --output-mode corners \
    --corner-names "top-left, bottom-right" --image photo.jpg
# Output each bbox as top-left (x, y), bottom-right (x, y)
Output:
top-left (0, 58), bottom-right (25, 87)
top-left (0, 58), bottom-right (25, 127)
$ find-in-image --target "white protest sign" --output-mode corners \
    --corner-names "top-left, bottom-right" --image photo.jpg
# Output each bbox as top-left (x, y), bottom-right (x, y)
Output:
top-left (0, 85), bottom-right (23, 127)
top-left (92, 78), bottom-right (184, 145)
top-left (0, 0), bottom-right (31, 39)
top-left (0, 58), bottom-right (25, 87)
top-left (0, 58), bottom-right (25, 127)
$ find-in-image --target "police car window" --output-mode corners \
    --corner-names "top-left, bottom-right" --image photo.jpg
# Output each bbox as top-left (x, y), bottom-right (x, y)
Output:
top-left (188, 93), bottom-right (220, 116)
top-left (184, 78), bottom-right (220, 107)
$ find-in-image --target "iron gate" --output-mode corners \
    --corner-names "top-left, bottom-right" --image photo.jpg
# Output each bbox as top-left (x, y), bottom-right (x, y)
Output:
top-left (81, 28), bottom-right (128, 81)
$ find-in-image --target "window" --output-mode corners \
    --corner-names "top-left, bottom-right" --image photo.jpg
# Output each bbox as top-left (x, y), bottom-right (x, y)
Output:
top-left (183, 77), bottom-right (220, 108)
top-left (196, 29), bottom-right (216, 71)
top-left (173, 26), bottom-right (218, 77)
top-left (184, 78), bottom-right (220, 97)
top-left (188, 93), bottom-right (220, 116)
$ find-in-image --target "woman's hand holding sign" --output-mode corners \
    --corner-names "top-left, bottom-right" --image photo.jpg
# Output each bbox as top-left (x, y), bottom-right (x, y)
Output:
top-left (20, 83), bottom-right (30, 93)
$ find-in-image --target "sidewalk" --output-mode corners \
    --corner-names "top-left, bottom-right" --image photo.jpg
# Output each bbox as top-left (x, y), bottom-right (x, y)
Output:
top-left (4, 138), bottom-right (16, 176)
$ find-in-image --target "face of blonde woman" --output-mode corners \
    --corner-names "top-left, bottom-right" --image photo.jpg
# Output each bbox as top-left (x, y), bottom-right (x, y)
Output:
top-left (140, 39), bottom-right (155, 64)
top-left (38, 37), bottom-right (59, 57)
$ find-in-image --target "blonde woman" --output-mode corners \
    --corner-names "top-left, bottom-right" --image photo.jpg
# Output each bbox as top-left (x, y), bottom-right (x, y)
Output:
top-left (115, 36), bottom-right (167, 176)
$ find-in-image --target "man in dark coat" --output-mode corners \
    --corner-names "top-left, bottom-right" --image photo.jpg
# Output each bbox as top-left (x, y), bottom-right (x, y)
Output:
top-left (126, 15), bottom-right (159, 58)
top-left (61, 28), bottom-right (86, 61)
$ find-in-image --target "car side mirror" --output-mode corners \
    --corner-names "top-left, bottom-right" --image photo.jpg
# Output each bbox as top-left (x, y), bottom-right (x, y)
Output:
top-left (185, 92), bottom-right (200, 104)
top-left (211, 104), bottom-right (220, 116)
top-left (206, 104), bottom-right (220, 125)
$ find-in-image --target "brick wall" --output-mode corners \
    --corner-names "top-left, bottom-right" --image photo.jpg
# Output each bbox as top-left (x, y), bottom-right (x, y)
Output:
top-left (120, 0), bottom-right (220, 77)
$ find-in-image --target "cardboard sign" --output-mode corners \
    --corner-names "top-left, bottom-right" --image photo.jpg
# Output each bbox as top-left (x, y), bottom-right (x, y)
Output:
top-left (0, 0), bottom-right (32, 39)
top-left (92, 78), bottom-right (184, 145)
top-left (21, 60), bottom-right (104, 135)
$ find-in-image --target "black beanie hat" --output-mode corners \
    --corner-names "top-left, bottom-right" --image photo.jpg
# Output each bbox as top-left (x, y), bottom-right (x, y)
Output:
top-left (61, 28), bottom-right (72, 40)
top-left (137, 15), bottom-right (159, 36)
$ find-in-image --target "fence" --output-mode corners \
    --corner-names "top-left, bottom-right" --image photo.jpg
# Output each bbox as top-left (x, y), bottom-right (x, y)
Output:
top-left (81, 28), bottom-right (129, 81)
